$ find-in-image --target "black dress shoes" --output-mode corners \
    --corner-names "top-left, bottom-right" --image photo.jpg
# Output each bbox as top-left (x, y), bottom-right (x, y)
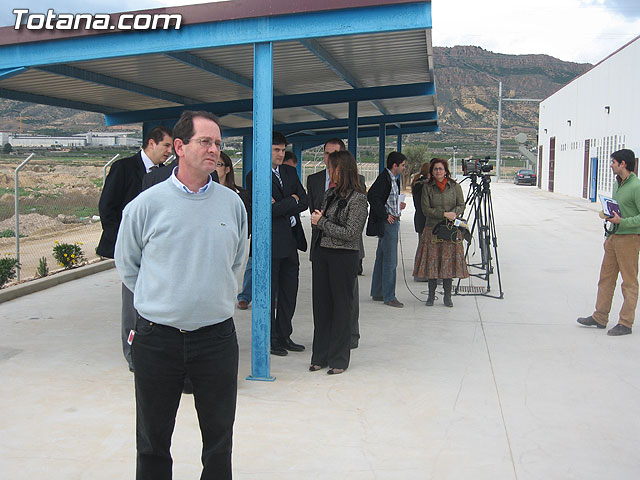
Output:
top-left (281, 337), bottom-right (305, 352)
top-left (270, 345), bottom-right (288, 356)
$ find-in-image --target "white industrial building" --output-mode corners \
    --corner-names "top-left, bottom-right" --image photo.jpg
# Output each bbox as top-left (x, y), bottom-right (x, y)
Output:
top-left (0, 131), bottom-right (141, 148)
top-left (538, 35), bottom-right (640, 200)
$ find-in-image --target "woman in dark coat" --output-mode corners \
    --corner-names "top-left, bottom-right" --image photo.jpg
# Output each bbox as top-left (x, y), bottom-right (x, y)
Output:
top-left (411, 161), bottom-right (431, 282)
top-left (310, 151), bottom-right (368, 375)
top-left (413, 158), bottom-right (468, 307)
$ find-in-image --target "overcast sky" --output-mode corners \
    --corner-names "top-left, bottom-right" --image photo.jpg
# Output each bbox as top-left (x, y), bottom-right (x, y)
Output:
top-left (2, 0), bottom-right (639, 64)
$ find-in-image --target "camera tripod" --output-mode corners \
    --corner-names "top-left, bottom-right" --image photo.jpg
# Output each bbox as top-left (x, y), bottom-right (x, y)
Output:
top-left (456, 174), bottom-right (504, 299)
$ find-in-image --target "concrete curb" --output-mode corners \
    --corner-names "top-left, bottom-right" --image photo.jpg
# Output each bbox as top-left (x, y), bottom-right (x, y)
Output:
top-left (0, 259), bottom-right (115, 304)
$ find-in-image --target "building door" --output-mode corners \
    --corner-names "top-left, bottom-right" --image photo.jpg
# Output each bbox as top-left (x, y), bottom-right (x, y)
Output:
top-left (538, 145), bottom-right (543, 188)
top-left (582, 139), bottom-right (590, 198)
top-left (548, 137), bottom-right (555, 192)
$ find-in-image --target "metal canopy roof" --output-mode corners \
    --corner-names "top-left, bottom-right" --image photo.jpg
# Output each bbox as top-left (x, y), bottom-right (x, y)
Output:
top-left (0, 0), bottom-right (436, 142)
top-left (0, 0), bottom-right (436, 380)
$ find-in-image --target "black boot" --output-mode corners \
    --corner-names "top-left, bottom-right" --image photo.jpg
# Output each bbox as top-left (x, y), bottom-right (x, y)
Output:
top-left (426, 279), bottom-right (437, 306)
top-left (443, 279), bottom-right (453, 307)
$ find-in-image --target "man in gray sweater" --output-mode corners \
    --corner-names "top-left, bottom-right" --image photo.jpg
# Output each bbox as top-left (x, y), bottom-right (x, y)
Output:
top-left (115, 110), bottom-right (247, 480)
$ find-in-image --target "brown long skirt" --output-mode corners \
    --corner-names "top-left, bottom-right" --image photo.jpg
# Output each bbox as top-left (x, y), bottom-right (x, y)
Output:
top-left (413, 227), bottom-right (469, 280)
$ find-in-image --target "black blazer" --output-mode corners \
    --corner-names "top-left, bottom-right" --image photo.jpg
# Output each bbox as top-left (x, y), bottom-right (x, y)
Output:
top-left (97, 152), bottom-right (147, 258)
top-left (247, 164), bottom-right (308, 258)
top-left (412, 175), bottom-right (428, 234)
top-left (307, 169), bottom-right (366, 258)
top-left (366, 169), bottom-right (400, 238)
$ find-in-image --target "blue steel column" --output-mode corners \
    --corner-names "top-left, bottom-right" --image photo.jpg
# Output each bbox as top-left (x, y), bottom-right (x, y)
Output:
top-left (293, 143), bottom-right (303, 179)
top-left (378, 123), bottom-right (386, 173)
top-left (247, 42), bottom-right (274, 381)
top-left (348, 101), bottom-right (358, 158)
top-left (242, 134), bottom-right (253, 188)
top-left (397, 134), bottom-right (402, 153)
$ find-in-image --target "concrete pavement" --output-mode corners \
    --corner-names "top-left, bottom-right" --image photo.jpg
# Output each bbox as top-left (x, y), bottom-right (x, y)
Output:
top-left (1, 181), bottom-right (639, 479)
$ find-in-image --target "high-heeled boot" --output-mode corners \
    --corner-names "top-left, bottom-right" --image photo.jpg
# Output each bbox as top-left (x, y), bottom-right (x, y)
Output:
top-left (425, 279), bottom-right (437, 306)
top-left (443, 278), bottom-right (454, 307)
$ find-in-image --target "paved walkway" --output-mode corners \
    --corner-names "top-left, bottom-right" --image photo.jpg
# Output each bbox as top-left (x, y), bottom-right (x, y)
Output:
top-left (1, 182), bottom-right (639, 479)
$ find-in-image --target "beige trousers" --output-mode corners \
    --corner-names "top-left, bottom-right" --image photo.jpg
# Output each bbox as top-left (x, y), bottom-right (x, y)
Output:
top-left (592, 234), bottom-right (640, 328)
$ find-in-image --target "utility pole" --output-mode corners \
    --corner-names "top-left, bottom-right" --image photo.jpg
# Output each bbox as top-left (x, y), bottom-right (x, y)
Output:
top-left (496, 81), bottom-right (502, 181)
top-left (496, 81), bottom-right (542, 181)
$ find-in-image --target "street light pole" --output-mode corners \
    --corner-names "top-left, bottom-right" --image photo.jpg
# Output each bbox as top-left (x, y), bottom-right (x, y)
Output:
top-left (496, 81), bottom-right (503, 181)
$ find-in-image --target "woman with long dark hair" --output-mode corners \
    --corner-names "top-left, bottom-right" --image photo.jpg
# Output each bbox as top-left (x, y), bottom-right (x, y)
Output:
top-left (413, 158), bottom-right (468, 307)
top-left (216, 152), bottom-right (251, 235)
top-left (310, 150), bottom-right (368, 375)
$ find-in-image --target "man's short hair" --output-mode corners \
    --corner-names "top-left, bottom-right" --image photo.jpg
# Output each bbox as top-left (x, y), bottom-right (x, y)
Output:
top-left (611, 149), bottom-right (636, 173)
top-left (143, 126), bottom-right (172, 149)
top-left (284, 151), bottom-right (298, 166)
top-left (386, 151), bottom-right (407, 170)
top-left (324, 138), bottom-right (346, 151)
top-left (172, 111), bottom-right (221, 146)
top-left (273, 131), bottom-right (288, 146)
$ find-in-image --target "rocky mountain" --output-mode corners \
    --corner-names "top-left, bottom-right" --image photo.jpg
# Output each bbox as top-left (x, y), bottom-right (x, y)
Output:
top-left (0, 45), bottom-right (591, 147)
top-left (431, 45), bottom-right (591, 144)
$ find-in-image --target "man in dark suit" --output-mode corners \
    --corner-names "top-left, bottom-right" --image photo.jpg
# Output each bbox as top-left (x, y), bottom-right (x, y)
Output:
top-left (247, 131), bottom-right (308, 356)
top-left (307, 138), bottom-right (366, 349)
top-left (366, 151), bottom-right (407, 308)
top-left (97, 126), bottom-right (173, 370)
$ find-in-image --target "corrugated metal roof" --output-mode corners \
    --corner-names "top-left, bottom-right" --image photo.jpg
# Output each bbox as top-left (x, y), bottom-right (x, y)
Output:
top-left (0, 0), bottom-right (437, 137)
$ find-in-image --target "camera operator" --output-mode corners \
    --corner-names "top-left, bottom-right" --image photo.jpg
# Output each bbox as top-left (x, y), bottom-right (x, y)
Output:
top-left (413, 158), bottom-right (469, 307)
top-left (578, 148), bottom-right (640, 336)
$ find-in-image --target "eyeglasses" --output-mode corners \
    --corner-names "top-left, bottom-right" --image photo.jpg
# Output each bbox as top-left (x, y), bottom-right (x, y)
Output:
top-left (432, 167), bottom-right (445, 172)
top-left (215, 162), bottom-right (225, 167)
top-left (189, 137), bottom-right (221, 149)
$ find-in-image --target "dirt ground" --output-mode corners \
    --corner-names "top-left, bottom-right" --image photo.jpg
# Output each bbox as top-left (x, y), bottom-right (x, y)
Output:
top-left (0, 160), bottom-right (105, 284)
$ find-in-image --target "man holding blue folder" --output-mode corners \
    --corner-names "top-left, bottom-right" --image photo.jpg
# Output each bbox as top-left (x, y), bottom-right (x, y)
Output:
top-left (578, 149), bottom-right (640, 336)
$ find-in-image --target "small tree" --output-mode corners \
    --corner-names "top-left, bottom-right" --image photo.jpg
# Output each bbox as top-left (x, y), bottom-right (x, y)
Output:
top-left (401, 144), bottom-right (430, 187)
top-left (2, 142), bottom-right (12, 154)
top-left (0, 257), bottom-right (19, 288)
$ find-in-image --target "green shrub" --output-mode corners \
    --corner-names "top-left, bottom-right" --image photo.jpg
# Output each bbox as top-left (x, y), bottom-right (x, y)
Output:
top-left (36, 256), bottom-right (49, 278)
top-left (53, 241), bottom-right (86, 269)
top-left (0, 257), bottom-right (19, 288)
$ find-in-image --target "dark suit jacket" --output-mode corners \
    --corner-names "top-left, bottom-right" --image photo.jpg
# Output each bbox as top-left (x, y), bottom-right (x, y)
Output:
top-left (247, 164), bottom-right (308, 258)
top-left (366, 169), bottom-right (400, 238)
top-left (308, 169), bottom-right (366, 259)
top-left (97, 152), bottom-right (147, 258)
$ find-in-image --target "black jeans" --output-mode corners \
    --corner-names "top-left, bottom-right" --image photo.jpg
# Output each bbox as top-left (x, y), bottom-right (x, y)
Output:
top-left (311, 247), bottom-right (359, 369)
top-left (132, 316), bottom-right (239, 480)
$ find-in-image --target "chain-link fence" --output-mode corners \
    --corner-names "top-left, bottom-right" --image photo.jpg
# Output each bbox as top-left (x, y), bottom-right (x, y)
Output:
top-left (0, 154), bottom-right (113, 283)
top-left (1, 153), bottom-right (387, 286)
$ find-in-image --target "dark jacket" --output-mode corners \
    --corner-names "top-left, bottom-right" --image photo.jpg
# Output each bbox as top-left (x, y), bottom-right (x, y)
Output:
top-left (246, 164), bottom-right (308, 258)
top-left (412, 175), bottom-right (428, 234)
top-left (97, 152), bottom-right (147, 258)
top-left (366, 169), bottom-right (400, 237)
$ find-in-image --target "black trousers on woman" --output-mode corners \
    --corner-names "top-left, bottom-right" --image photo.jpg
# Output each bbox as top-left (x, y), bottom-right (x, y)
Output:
top-left (311, 247), bottom-right (359, 370)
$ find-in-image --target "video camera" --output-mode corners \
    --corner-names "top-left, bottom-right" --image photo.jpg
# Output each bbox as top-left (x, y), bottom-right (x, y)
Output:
top-left (462, 156), bottom-right (493, 175)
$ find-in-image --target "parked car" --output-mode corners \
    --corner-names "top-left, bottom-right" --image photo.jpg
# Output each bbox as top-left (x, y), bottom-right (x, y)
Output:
top-left (514, 169), bottom-right (536, 185)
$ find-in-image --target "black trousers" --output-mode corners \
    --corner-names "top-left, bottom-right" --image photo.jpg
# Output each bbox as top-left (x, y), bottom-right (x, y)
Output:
top-left (271, 250), bottom-right (300, 343)
top-left (132, 316), bottom-right (238, 480)
top-left (311, 247), bottom-right (359, 369)
top-left (121, 284), bottom-right (136, 370)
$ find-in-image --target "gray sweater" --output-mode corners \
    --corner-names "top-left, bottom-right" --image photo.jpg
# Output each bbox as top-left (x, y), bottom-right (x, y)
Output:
top-left (115, 180), bottom-right (247, 331)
